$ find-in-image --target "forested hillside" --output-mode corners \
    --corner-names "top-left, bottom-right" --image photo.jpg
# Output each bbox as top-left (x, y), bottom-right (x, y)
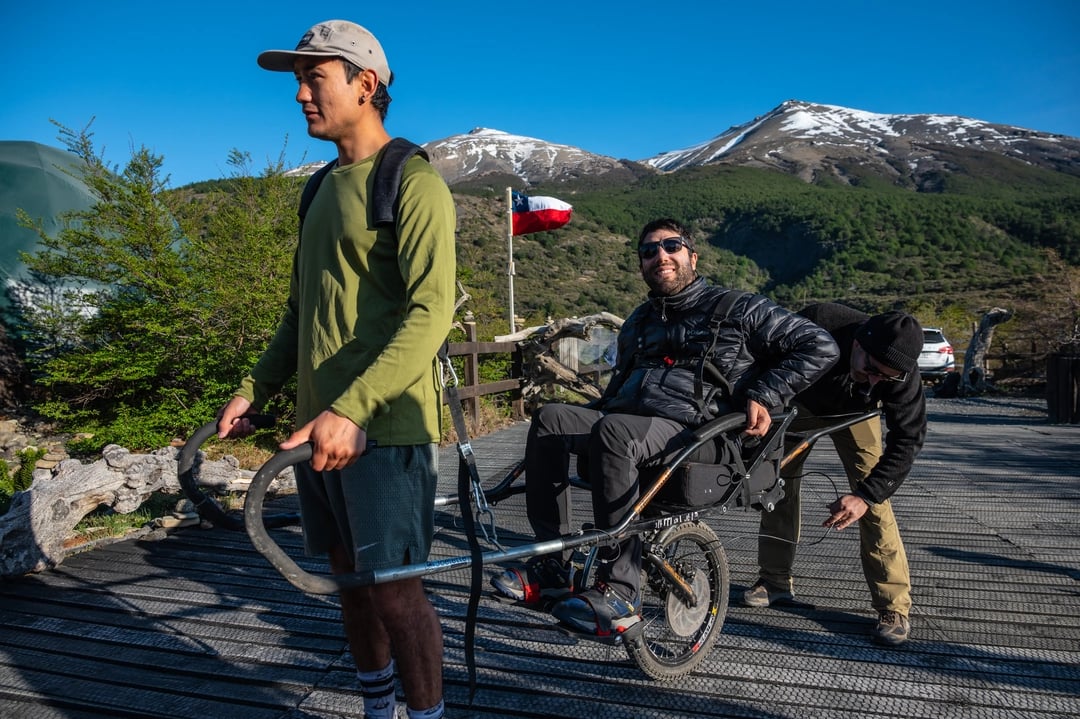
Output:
top-left (453, 159), bottom-right (1079, 340)
top-left (180, 153), bottom-right (1079, 343)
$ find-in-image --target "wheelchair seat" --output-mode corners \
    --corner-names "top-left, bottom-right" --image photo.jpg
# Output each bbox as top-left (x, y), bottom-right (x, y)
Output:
top-left (575, 411), bottom-right (793, 515)
top-left (641, 432), bottom-right (784, 512)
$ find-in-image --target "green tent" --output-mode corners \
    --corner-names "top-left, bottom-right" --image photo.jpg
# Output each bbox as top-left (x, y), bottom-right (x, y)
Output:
top-left (0, 141), bottom-right (96, 287)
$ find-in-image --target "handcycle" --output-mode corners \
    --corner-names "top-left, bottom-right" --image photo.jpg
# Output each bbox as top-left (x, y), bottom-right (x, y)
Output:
top-left (177, 406), bottom-right (880, 680)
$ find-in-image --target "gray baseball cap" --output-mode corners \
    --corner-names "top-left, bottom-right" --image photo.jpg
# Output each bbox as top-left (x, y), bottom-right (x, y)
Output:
top-left (257, 20), bottom-right (392, 86)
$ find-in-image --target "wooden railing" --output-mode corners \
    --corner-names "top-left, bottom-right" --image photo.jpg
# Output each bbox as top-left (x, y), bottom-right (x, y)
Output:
top-left (444, 321), bottom-right (524, 434)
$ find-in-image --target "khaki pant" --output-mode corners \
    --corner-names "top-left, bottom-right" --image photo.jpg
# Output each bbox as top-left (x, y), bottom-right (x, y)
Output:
top-left (757, 407), bottom-right (912, 615)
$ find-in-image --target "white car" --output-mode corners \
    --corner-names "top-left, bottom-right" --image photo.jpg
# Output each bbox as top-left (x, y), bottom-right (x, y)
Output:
top-left (919, 328), bottom-right (956, 377)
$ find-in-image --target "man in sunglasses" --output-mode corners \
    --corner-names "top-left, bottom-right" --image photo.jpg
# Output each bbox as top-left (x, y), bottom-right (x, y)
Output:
top-left (743, 304), bottom-right (926, 647)
top-left (492, 218), bottom-right (839, 637)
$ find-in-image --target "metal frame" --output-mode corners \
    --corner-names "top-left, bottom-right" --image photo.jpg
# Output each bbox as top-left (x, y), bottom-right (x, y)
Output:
top-left (238, 409), bottom-right (881, 596)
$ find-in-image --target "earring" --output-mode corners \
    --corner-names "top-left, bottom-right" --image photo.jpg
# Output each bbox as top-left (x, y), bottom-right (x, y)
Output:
top-left (358, 95), bottom-right (367, 106)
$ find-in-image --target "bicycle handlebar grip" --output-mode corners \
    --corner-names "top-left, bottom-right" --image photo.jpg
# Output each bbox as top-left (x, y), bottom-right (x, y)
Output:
top-left (243, 443), bottom-right (344, 595)
top-left (177, 414), bottom-right (278, 477)
top-left (177, 415), bottom-right (279, 530)
top-left (176, 421), bottom-right (243, 529)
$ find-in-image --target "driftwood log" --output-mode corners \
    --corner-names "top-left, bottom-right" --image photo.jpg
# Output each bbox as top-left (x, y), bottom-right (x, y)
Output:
top-left (496, 312), bottom-right (624, 411)
top-left (0, 445), bottom-right (294, 579)
top-left (960, 307), bottom-right (1014, 396)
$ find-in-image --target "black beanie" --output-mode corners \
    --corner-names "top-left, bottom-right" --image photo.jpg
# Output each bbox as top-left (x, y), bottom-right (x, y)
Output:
top-left (855, 311), bottom-right (923, 374)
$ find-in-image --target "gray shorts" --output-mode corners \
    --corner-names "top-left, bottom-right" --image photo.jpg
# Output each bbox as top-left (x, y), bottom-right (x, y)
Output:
top-left (295, 444), bottom-right (438, 571)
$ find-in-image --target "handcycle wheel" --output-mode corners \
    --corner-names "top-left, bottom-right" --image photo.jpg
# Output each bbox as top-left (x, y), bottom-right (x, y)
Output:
top-left (625, 520), bottom-right (729, 679)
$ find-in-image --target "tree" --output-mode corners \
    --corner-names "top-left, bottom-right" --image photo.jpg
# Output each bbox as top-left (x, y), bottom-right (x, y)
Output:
top-left (16, 124), bottom-right (299, 449)
top-left (960, 307), bottom-right (1014, 396)
top-left (1028, 249), bottom-right (1080, 352)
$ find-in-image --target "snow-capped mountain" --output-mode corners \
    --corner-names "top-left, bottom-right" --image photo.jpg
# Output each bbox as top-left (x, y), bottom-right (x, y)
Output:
top-left (422, 128), bottom-right (637, 186)
top-left (285, 100), bottom-right (1080, 189)
top-left (282, 161), bottom-right (329, 178)
top-left (642, 99), bottom-right (1080, 185)
top-left (287, 127), bottom-right (640, 186)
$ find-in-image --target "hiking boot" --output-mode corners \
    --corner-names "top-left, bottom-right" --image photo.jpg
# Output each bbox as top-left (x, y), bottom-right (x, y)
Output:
top-left (872, 611), bottom-right (910, 646)
top-left (491, 556), bottom-right (573, 605)
top-left (551, 581), bottom-right (641, 636)
top-left (742, 580), bottom-right (794, 607)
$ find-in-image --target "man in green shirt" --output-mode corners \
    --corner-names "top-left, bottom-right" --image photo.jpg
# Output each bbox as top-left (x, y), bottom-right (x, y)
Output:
top-left (217, 20), bottom-right (456, 719)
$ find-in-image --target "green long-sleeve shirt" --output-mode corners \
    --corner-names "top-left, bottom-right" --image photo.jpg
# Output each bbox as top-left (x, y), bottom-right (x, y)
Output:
top-left (237, 148), bottom-right (457, 444)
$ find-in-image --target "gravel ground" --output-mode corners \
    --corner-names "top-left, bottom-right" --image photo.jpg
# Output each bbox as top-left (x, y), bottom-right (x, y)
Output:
top-left (923, 392), bottom-right (1049, 421)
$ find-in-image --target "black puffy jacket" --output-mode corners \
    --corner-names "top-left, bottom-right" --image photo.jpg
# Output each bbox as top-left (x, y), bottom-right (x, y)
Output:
top-left (598, 277), bottom-right (839, 427)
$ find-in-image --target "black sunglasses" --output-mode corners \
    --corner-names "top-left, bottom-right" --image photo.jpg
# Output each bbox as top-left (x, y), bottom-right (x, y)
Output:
top-left (638, 237), bottom-right (691, 260)
top-left (860, 354), bottom-right (907, 383)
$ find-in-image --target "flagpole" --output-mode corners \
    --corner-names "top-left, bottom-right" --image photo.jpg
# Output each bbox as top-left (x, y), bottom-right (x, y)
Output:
top-left (506, 186), bottom-right (516, 334)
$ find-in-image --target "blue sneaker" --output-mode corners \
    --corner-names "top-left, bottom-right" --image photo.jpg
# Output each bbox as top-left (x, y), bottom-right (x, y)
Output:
top-left (551, 582), bottom-right (641, 636)
top-left (491, 556), bottom-right (573, 605)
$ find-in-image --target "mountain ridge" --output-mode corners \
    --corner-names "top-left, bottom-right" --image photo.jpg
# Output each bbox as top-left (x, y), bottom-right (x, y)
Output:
top-left (284, 99), bottom-right (1080, 190)
top-left (643, 99), bottom-right (1080, 188)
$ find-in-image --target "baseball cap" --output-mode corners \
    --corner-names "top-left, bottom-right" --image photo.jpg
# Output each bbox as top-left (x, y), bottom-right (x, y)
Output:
top-left (257, 20), bottom-right (392, 86)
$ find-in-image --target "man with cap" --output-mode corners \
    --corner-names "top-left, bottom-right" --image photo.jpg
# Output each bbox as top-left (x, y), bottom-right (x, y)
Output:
top-left (491, 218), bottom-right (839, 637)
top-left (742, 302), bottom-right (926, 647)
top-left (217, 19), bottom-right (455, 719)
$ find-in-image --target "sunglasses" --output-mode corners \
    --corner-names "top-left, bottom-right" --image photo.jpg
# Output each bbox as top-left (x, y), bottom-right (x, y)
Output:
top-left (860, 354), bottom-right (907, 383)
top-left (638, 237), bottom-right (691, 260)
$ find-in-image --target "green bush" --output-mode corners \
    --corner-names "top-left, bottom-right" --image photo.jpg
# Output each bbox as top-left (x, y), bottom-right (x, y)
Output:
top-left (0, 447), bottom-right (47, 516)
top-left (14, 126), bottom-right (299, 450)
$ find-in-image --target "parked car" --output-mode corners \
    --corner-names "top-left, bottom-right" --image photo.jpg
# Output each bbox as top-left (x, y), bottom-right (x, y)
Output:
top-left (919, 328), bottom-right (956, 377)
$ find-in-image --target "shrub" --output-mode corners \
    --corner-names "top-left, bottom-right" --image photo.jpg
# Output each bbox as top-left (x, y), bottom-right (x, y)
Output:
top-left (14, 125), bottom-right (299, 450)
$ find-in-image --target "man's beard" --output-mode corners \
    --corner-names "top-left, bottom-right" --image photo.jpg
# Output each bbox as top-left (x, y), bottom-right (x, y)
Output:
top-left (644, 262), bottom-right (696, 296)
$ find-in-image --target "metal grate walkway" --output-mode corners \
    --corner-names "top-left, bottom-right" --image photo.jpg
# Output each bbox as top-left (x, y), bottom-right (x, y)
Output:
top-left (1, 396), bottom-right (1077, 718)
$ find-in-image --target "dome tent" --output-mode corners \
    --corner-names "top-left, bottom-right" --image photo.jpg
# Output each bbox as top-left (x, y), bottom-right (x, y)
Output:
top-left (0, 141), bottom-right (96, 289)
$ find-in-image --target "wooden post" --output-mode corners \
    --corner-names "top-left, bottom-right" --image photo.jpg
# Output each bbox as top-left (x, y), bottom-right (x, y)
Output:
top-left (463, 319), bottom-right (480, 434)
top-left (510, 346), bottom-right (525, 420)
top-left (1046, 349), bottom-right (1080, 424)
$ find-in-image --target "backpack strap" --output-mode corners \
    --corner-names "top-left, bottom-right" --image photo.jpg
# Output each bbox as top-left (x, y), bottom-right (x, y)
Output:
top-left (298, 159), bottom-right (337, 227)
top-left (371, 138), bottom-right (429, 228)
top-left (296, 137), bottom-right (429, 231)
top-left (694, 290), bottom-right (747, 417)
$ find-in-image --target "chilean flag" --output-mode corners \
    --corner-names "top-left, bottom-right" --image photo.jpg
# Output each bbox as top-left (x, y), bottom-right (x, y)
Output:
top-left (511, 192), bottom-right (573, 235)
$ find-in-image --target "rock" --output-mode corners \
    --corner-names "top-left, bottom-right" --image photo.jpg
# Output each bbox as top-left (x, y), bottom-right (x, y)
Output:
top-left (152, 515), bottom-right (199, 529)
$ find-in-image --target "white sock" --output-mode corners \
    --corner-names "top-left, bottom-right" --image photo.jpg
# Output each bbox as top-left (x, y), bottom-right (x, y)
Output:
top-left (357, 661), bottom-right (396, 719)
top-left (406, 699), bottom-right (445, 719)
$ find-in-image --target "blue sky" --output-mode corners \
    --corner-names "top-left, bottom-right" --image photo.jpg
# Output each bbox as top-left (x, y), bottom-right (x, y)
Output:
top-left (3, 1), bottom-right (1077, 187)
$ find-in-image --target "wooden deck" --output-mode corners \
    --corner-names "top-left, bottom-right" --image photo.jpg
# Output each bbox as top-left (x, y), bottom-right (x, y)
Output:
top-left (1, 396), bottom-right (1078, 718)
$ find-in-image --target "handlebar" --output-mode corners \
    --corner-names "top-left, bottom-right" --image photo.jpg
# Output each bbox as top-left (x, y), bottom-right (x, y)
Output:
top-left (242, 442), bottom-right (352, 593)
top-left (177, 415), bottom-right (298, 530)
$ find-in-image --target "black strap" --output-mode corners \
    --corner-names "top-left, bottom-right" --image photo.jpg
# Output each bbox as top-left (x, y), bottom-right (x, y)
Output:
top-left (296, 137), bottom-right (429, 230)
top-left (371, 138), bottom-right (428, 227)
top-left (298, 159), bottom-right (336, 225)
top-left (439, 344), bottom-right (483, 703)
top-left (694, 290), bottom-right (745, 417)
